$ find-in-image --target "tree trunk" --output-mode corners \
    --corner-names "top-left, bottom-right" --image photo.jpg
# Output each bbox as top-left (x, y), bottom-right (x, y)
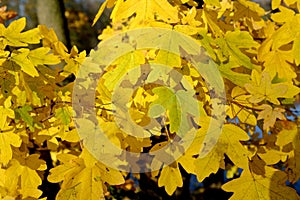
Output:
top-left (36, 0), bottom-right (71, 48)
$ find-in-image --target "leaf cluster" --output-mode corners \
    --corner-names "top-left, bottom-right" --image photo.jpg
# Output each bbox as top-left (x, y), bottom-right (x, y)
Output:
top-left (0, 0), bottom-right (299, 199)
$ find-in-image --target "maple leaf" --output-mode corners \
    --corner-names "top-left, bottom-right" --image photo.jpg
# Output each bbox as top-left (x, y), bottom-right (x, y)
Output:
top-left (219, 61), bottom-right (252, 87)
top-left (62, 46), bottom-right (86, 76)
top-left (92, 0), bottom-right (108, 26)
top-left (48, 149), bottom-right (125, 200)
top-left (257, 104), bottom-right (286, 130)
top-left (271, 6), bottom-right (295, 23)
top-left (260, 49), bottom-right (297, 80)
top-left (27, 47), bottom-right (61, 66)
top-left (158, 162), bottom-right (183, 195)
top-left (154, 50), bottom-right (181, 68)
top-left (222, 167), bottom-right (300, 200)
top-left (3, 156), bottom-right (46, 199)
top-left (0, 49), bottom-right (9, 65)
top-left (258, 14), bottom-right (300, 80)
top-left (11, 49), bottom-right (40, 77)
top-left (11, 86), bottom-right (26, 107)
top-left (55, 107), bottom-right (72, 125)
top-left (0, 126), bottom-right (22, 165)
top-left (257, 147), bottom-right (288, 165)
top-left (227, 86), bottom-right (257, 126)
top-left (214, 123), bottom-right (251, 168)
top-left (92, 0), bottom-right (119, 26)
top-left (216, 30), bottom-right (259, 70)
top-left (276, 122), bottom-right (300, 182)
top-left (17, 154), bottom-right (46, 198)
top-left (15, 105), bottom-right (34, 131)
top-left (0, 17), bottom-right (41, 47)
top-left (149, 86), bottom-right (199, 137)
top-left (181, 6), bottom-right (201, 26)
top-left (98, 118), bottom-right (152, 153)
top-left (194, 146), bottom-right (224, 182)
top-left (231, 0), bottom-right (266, 31)
top-left (38, 25), bottom-right (69, 58)
top-left (193, 118), bottom-right (250, 182)
top-left (293, 35), bottom-right (300, 66)
top-left (102, 51), bottom-right (145, 91)
top-left (245, 70), bottom-right (300, 105)
top-left (0, 96), bottom-right (15, 129)
top-left (1, 0), bottom-right (300, 199)
top-left (36, 126), bottom-right (60, 150)
top-left (11, 47), bottom-right (60, 77)
top-left (112, 0), bottom-right (179, 25)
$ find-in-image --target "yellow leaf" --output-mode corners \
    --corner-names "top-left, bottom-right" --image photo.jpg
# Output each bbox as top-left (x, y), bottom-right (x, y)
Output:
top-left (218, 0), bottom-right (234, 19)
top-left (55, 106), bottom-right (72, 125)
top-left (95, 162), bottom-right (125, 185)
top-left (227, 86), bottom-right (256, 126)
top-left (63, 48), bottom-right (86, 75)
top-left (227, 104), bottom-right (257, 125)
top-left (158, 162), bottom-right (183, 195)
top-left (112, 0), bottom-right (179, 24)
top-left (257, 104), bottom-right (286, 130)
top-left (219, 62), bottom-right (252, 87)
top-left (0, 104), bottom-right (15, 130)
top-left (154, 50), bottom-right (181, 68)
top-left (20, 166), bottom-right (43, 198)
top-left (28, 47), bottom-right (61, 66)
top-left (0, 17), bottom-right (41, 47)
top-left (181, 6), bottom-right (201, 26)
top-left (202, 9), bottom-right (224, 37)
top-left (216, 30), bottom-right (259, 70)
top-left (174, 24), bottom-right (203, 35)
top-left (245, 70), bottom-right (290, 105)
top-left (271, 6), bottom-right (295, 23)
top-left (276, 122), bottom-right (300, 182)
top-left (219, 124), bottom-right (250, 169)
top-left (61, 128), bottom-right (80, 143)
top-left (257, 147), bottom-right (287, 165)
top-left (0, 127), bottom-right (22, 165)
top-left (261, 50), bottom-right (297, 80)
top-left (194, 146), bottom-right (224, 182)
top-left (6, 159), bottom-right (43, 199)
top-left (48, 149), bottom-right (124, 200)
top-left (204, 0), bottom-right (221, 7)
top-left (92, 1), bottom-right (108, 26)
top-left (48, 153), bottom-right (82, 183)
top-left (237, 0), bottom-right (265, 16)
top-left (193, 119), bottom-right (250, 182)
top-left (276, 122), bottom-right (299, 147)
top-left (11, 48), bottom-right (39, 77)
top-left (38, 25), bottom-right (68, 58)
top-left (103, 51), bottom-right (145, 91)
top-left (293, 34), bottom-right (300, 66)
top-left (272, 0), bottom-right (281, 9)
top-left (0, 49), bottom-right (9, 65)
top-left (222, 167), bottom-right (300, 200)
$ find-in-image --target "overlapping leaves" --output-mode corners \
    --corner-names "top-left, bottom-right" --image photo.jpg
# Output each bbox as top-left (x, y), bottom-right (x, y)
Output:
top-left (0, 0), bottom-right (299, 199)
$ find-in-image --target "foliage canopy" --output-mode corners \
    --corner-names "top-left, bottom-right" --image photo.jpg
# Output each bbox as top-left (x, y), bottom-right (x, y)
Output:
top-left (0, 0), bottom-right (299, 199)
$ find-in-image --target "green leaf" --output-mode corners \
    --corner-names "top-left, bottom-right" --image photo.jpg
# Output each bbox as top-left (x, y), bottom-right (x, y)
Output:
top-left (216, 30), bottom-right (259, 70)
top-left (55, 107), bottom-right (72, 125)
top-left (149, 86), bottom-right (199, 137)
top-left (15, 105), bottom-right (34, 130)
